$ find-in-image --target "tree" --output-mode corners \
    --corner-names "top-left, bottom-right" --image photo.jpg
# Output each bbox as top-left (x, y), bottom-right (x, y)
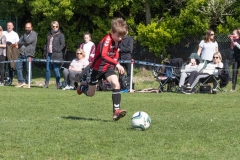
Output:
top-left (0, 0), bottom-right (239, 58)
top-left (197, 0), bottom-right (236, 29)
top-left (135, 0), bottom-right (239, 57)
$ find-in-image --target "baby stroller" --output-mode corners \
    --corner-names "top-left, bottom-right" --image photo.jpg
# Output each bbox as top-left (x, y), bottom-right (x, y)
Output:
top-left (153, 58), bottom-right (183, 92)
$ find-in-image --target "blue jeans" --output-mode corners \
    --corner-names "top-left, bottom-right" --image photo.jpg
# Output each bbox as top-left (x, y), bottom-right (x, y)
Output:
top-left (45, 53), bottom-right (61, 83)
top-left (15, 54), bottom-right (31, 84)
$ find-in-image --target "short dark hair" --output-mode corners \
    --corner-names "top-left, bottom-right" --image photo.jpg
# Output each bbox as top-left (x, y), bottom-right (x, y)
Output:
top-left (7, 21), bottom-right (14, 26)
top-left (25, 22), bottom-right (33, 27)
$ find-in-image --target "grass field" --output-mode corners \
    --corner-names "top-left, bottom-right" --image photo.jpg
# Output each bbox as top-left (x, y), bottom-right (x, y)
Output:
top-left (1, 70), bottom-right (240, 159)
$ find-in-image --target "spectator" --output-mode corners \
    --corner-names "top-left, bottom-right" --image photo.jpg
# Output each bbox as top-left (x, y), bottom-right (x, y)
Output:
top-left (0, 26), bottom-right (6, 86)
top-left (118, 31), bottom-right (134, 92)
top-left (77, 18), bottom-right (127, 121)
top-left (231, 30), bottom-right (240, 92)
top-left (229, 29), bottom-right (239, 61)
top-left (3, 22), bottom-right (19, 82)
top-left (62, 48), bottom-right (89, 90)
top-left (179, 53), bottom-right (206, 89)
top-left (79, 32), bottom-right (95, 64)
top-left (15, 22), bottom-right (38, 88)
top-left (197, 30), bottom-right (218, 62)
top-left (182, 52), bottom-right (223, 94)
top-left (43, 21), bottom-right (65, 89)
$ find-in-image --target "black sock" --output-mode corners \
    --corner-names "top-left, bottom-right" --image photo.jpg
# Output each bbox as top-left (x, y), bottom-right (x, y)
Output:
top-left (112, 89), bottom-right (121, 112)
top-left (80, 85), bottom-right (88, 96)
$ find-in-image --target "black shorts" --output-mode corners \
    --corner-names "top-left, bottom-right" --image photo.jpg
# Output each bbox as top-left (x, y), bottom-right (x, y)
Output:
top-left (89, 68), bottom-right (116, 85)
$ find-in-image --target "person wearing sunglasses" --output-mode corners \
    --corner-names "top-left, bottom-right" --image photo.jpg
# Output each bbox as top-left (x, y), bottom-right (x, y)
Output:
top-left (197, 30), bottom-right (218, 62)
top-left (182, 52), bottom-right (223, 94)
top-left (62, 48), bottom-right (89, 90)
top-left (43, 21), bottom-right (65, 89)
top-left (231, 30), bottom-right (240, 92)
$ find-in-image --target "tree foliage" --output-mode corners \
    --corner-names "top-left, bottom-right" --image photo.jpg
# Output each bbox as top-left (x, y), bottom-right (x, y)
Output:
top-left (0, 0), bottom-right (239, 58)
top-left (136, 0), bottom-right (238, 56)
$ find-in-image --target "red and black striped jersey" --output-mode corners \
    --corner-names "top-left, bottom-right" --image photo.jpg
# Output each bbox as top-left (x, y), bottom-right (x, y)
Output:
top-left (92, 34), bottom-right (119, 72)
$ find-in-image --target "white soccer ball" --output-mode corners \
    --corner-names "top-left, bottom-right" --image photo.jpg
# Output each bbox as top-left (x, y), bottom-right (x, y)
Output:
top-left (131, 111), bottom-right (151, 131)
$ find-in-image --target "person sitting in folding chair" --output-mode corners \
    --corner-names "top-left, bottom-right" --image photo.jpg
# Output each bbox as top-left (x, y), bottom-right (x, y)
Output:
top-left (179, 53), bottom-right (206, 91)
top-left (62, 48), bottom-right (89, 90)
top-left (182, 52), bottom-right (223, 94)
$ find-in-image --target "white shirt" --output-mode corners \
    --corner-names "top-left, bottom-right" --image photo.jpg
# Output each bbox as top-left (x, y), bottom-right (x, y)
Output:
top-left (203, 62), bottom-right (223, 75)
top-left (83, 41), bottom-right (94, 59)
top-left (199, 40), bottom-right (218, 61)
top-left (181, 62), bottom-right (205, 73)
top-left (3, 30), bottom-right (19, 44)
top-left (70, 58), bottom-right (89, 71)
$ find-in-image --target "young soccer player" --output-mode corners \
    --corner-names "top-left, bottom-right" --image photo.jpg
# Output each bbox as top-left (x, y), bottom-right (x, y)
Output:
top-left (77, 18), bottom-right (127, 121)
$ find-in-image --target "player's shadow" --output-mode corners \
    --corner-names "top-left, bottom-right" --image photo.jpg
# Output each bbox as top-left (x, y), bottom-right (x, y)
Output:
top-left (61, 116), bottom-right (112, 122)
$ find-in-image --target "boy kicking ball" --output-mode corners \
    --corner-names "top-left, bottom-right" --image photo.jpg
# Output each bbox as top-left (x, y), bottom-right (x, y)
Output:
top-left (77, 18), bottom-right (127, 121)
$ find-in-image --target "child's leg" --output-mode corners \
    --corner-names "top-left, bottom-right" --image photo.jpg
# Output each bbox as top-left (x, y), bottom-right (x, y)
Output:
top-left (78, 82), bottom-right (97, 97)
top-left (86, 85), bottom-right (97, 97)
top-left (106, 75), bottom-right (121, 112)
top-left (78, 68), bottom-right (98, 96)
top-left (107, 74), bottom-right (126, 121)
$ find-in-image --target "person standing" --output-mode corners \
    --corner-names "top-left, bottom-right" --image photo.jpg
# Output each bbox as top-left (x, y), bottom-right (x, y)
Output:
top-left (79, 32), bottom-right (95, 64)
top-left (229, 29), bottom-right (239, 61)
top-left (3, 22), bottom-right (19, 82)
top-left (15, 22), bottom-right (38, 88)
top-left (43, 21), bottom-right (65, 89)
top-left (0, 26), bottom-right (6, 86)
top-left (77, 18), bottom-right (127, 121)
top-left (118, 32), bottom-right (134, 92)
top-left (197, 30), bottom-right (218, 62)
top-left (230, 30), bottom-right (240, 92)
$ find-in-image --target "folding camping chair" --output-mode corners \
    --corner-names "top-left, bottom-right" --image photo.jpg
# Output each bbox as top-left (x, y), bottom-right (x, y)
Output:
top-left (194, 66), bottom-right (229, 93)
top-left (152, 58), bottom-right (183, 93)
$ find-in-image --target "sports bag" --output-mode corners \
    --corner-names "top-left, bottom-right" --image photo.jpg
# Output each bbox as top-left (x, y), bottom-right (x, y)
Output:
top-left (200, 85), bottom-right (211, 94)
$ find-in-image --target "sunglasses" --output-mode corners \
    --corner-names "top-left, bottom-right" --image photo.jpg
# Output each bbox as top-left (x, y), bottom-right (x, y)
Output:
top-left (211, 33), bottom-right (215, 36)
top-left (213, 57), bottom-right (219, 59)
top-left (77, 52), bottom-right (83, 55)
top-left (52, 25), bottom-right (58, 28)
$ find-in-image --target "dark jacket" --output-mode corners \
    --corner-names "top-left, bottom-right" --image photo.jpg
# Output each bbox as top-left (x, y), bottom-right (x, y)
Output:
top-left (18, 30), bottom-right (38, 57)
top-left (233, 39), bottom-right (240, 61)
top-left (44, 30), bottom-right (65, 61)
top-left (219, 68), bottom-right (229, 88)
top-left (119, 35), bottom-right (133, 60)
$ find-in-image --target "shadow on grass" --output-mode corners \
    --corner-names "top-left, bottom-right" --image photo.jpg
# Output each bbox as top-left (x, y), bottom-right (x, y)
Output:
top-left (61, 116), bottom-right (112, 122)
